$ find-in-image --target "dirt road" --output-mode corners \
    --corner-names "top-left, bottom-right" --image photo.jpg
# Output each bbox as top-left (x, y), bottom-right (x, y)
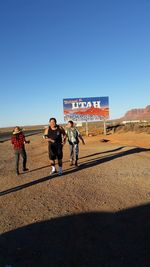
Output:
top-left (0, 133), bottom-right (150, 266)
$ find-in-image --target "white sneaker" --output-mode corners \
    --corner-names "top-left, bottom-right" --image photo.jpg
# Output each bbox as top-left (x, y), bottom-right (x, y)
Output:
top-left (50, 166), bottom-right (56, 175)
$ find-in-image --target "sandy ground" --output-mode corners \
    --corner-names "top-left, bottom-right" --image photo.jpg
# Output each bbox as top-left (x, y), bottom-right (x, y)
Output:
top-left (0, 132), bottom-right (150, 267)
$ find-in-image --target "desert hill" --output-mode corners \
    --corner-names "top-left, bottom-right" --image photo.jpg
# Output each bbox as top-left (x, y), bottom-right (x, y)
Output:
top-left (122, 105), bottom-right (150, 120)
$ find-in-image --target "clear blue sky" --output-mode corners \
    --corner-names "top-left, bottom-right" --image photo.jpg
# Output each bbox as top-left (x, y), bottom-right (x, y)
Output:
top-left (0, 0), bottom-right (150, 127)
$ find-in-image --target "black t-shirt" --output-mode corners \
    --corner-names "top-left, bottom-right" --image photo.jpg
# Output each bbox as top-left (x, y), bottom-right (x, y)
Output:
top-left (47, 125), bottom-right (62, 144)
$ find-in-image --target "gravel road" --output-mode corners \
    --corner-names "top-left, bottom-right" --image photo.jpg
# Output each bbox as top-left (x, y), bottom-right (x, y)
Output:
top-left (0, 133), bottom-right (150, 267)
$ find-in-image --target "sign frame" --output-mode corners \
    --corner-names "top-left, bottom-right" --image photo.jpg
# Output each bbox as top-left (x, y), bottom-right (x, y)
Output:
top-left (63, 96), bottom-right (109, 122)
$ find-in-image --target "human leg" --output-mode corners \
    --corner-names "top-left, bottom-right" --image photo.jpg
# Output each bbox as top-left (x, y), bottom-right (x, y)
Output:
top-left (69, 143), bottom-right (74, 165)
top-left (50, 160), bottom-right (56, 174)
top-left (74, 144), bottom-right (79, 166)
top-left (49, 143), bottom-right (57, 174)
top-left (57, 144), bottom-right (63, 175)
top-left (15, 150), bottom-right (20, 174)
top-left (20, 148), bottom-right (28, 171)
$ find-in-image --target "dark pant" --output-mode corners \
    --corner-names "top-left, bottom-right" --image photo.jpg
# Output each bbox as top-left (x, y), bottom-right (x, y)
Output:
top-left (14, 148), bottom-right (27, 172)
top-left (48, 143), bottom-right (63, 161)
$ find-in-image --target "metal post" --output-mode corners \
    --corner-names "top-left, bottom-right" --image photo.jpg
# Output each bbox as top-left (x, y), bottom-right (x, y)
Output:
top-left (103, 118), bottom-right (106, 135)
top-left (86, 121), bottom-right (89, 137)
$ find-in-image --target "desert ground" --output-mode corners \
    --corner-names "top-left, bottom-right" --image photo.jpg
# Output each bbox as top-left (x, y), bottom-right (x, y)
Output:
top-left (0, 132), bottom-right (150, 267)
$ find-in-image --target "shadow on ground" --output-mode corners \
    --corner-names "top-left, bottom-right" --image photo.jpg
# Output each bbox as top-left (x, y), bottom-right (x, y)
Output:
top-left (0, 146), bottom-right (150, 196)
top-left (0, 204), bottom-right (150, 267)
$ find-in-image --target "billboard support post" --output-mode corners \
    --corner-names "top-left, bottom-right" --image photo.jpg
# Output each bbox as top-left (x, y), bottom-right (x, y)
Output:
top-left (103, 118), bottom-right (107, 135)
top-left (86, 121), bottom-right (88, 137)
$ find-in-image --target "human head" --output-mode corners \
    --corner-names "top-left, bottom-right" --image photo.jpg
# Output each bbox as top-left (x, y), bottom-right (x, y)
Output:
top-left (49, 118), bottom-right (57, 128)
top-left (68, 120), bottom-right (74, 127)
top-left (13, 126), bottom-right (22, 135)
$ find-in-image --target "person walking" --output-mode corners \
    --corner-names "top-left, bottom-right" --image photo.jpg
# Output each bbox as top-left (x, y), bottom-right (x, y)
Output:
top-left (66, 120), bottom-right (85, 166)
top-left (11, 126), bottom-right (30, 175)
top-left (43, 118), bottom-right (66, 175)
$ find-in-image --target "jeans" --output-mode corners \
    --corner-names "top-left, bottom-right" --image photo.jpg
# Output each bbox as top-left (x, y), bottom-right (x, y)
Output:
top-left (69, 143), bottom-right (79, 161)
top-left (14, 148), bottom-right (27, 172)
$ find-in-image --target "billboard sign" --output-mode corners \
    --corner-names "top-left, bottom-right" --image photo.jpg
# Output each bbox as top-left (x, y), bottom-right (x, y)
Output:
top-left (63, 97), bottom-right (109, 122)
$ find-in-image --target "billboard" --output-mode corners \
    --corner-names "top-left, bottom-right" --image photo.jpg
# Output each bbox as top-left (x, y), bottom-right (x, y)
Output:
top-left (63, 97), bottom-right (109, 122)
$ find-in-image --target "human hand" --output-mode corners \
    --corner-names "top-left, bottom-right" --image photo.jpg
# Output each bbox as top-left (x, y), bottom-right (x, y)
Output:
top-left (62, 141), bottom-right (65, 146)
top-left (49, 139), bottom-right (55, 143)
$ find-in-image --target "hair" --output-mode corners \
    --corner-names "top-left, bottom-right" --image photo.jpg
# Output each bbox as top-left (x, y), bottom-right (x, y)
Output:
top-left (68, 120), bottom-right (74, 126)
top-left (14, 126), bottom-right (20, 131)
top-left (49, 118), bottom-right (57, 123)
top-left (13, 126), bottom-right (22, 140)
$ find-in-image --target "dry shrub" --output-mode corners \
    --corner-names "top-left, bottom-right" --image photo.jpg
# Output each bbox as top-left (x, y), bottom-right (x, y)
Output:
top-left (112, 124), bottom-right (150, 134)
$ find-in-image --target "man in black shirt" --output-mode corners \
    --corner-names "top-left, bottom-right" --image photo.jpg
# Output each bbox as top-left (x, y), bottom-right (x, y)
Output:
top-left (43, 118), bottom-right (66, 175)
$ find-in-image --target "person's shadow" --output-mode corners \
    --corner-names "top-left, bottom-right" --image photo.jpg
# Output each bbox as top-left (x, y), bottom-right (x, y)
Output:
top-left (0, 146), bottom-right (149, 196)
top-left (0, 204), bottom-right (150, 267)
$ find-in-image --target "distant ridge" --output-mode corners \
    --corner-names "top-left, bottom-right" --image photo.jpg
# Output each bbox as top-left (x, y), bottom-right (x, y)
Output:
top-left (122, 105), bottom-right (150, 120)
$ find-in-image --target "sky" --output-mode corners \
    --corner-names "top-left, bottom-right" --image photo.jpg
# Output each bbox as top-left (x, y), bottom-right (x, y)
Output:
top-left (0, 0), bottom-right (150, 127)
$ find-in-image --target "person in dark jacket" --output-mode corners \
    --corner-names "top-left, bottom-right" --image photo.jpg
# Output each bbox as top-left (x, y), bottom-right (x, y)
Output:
top-left (11, 126), bottom-right (30, 175)
top-left (43, 118), bottom-right (66, 175)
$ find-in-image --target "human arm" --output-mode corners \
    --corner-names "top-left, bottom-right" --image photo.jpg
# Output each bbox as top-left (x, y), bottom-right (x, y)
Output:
top-left (11, 136), bottom-right (14, 144)
top-left (76, 128), bottom-right (85, 144)
top-left (23, 134), bottom-right (30, 144)
top-left (24, 139), bottom-right (30, 144)
top-left (42, 127), bottom-right (55, 143)
top-left (79, 134), bottom-right (85, 145)
top-left (60, 126), bottom-right (67, 145)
